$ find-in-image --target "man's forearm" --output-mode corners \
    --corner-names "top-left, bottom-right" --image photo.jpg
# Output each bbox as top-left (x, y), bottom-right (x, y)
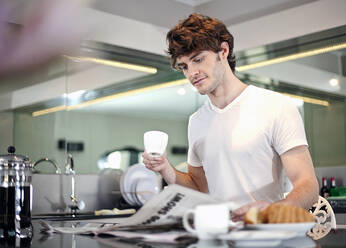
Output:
top-left (280, 177), bottom-right (319, 209)
top-left (160, 166), bottom-right (200, 191)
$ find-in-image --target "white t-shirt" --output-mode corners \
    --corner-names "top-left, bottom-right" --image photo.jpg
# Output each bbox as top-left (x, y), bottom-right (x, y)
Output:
top-left (187, 85), bottom-right (308, 206)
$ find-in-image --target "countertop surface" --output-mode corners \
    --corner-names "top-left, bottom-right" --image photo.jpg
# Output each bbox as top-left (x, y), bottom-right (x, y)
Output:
top-left (2, 219), bottom-right (346, 248)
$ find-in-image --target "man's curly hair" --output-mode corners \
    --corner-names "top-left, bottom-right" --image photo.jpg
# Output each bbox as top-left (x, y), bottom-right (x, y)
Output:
top-left (166, 13), bottom-right (236, 72)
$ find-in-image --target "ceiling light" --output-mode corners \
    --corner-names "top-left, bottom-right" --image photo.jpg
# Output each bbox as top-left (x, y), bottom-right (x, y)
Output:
top-left (236, 42), bottom-right (346, 72)
top-left (63, 90), bottom-right (86, 99)
top-left (177, 87), bottom-right (186, 95)
top-left (64, 55), bottom-right (157, 74)
top-left (329, 78), bottom-right (339, 87)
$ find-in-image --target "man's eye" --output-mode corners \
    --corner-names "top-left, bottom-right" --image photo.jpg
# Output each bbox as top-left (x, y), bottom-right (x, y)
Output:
top-left (194, 57), bottom-right (203, 63)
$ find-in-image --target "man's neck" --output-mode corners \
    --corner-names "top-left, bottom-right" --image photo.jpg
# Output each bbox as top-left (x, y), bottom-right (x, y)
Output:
top-left (208, 71), bottom-right (248, 109)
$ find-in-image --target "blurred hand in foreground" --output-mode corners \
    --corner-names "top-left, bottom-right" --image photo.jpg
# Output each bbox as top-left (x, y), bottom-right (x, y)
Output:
top-left (0, 0), bottom-right (91, 75)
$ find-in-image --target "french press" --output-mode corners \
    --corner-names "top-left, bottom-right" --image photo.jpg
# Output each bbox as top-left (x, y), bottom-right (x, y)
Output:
top-left (0, 146), bottom-right (33, 239)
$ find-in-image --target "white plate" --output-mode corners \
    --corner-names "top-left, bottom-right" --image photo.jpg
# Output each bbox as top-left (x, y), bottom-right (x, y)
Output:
top-left (246, 222), bottom-right (316, 236)
top-left (120, 163), bottom-right (159, 206)
top-left (219, 230), bottom-right (297, 240)
top-left (130, 174), bottom-right (142, 206)
top-left (120, 166), bottom-right (137, 205)
top-left (218, 230), bottom-right (297, 247)
top-left (233, 240), bottom-right (282, 247)
top-left (135, 178), bottom-right (160, 205)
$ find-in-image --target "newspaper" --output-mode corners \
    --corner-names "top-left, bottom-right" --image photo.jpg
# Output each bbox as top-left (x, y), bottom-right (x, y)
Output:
top-left (118, 184), bottom-right (218, 226)
top-left (40, 184), bottom-right (219, 235)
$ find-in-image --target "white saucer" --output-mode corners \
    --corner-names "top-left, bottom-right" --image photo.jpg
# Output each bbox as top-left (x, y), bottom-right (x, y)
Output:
top-left (218, 230), bottom-right (297, 247)
top-left (246, 222), bottom-right (316, 236)
top-left (120, 163), bottom-right (159, 206)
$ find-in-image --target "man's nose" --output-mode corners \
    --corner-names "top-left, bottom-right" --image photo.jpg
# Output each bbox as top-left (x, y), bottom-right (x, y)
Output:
top-left (187, 66), bottom-right (200, 79)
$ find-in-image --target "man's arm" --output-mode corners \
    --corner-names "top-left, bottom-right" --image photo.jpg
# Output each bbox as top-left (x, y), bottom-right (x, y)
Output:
top-left (233, 145), bottom-right (319, 219)
top-left (142, 152), bottom-right (208, 193)
top-left (279, 145), bottom-right (319, 209)
top-left (174, 165), bottom-right (209, 193)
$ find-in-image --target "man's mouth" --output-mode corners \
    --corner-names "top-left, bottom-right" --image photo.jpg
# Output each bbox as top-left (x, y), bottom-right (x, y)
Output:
top-left (192, 77), bottom-right (207, 86)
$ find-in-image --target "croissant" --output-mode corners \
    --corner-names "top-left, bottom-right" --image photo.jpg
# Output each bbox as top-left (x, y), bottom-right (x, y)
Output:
top-left (244, 204), bottom-right (315, 224)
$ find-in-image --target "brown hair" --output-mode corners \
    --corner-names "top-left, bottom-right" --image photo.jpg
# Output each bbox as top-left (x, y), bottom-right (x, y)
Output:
top-left (166, 13), bottom-right (236, 72)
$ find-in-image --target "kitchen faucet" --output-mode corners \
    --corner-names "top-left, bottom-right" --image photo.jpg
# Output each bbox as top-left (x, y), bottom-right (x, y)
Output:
top-left (65, 154), bottom-right (85, 213)
top-left (65, 153), bottom-right (74, 174)
top-left (33, 158), bottom-right (61, 174)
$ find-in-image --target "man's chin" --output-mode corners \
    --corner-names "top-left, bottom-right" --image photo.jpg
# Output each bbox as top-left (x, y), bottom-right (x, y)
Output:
top-left (196, 88), bottom-right (207, 95)
top-left (194, 85), bottom-right (206, 95)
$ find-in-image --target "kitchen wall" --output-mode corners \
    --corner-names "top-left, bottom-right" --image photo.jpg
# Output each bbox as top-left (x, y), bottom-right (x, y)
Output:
top-left (304, 101), bottom-right (346, 167)
top-left (0, 112), bottom-right (13, 153)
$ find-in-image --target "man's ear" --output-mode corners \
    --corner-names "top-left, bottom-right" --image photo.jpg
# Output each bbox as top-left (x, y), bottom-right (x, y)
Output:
top-left (219, 42), bottom-right (229, 59)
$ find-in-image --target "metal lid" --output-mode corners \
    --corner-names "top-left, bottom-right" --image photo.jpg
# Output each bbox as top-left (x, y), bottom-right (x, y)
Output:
top-left (0, 146), bottom-right (32, 170)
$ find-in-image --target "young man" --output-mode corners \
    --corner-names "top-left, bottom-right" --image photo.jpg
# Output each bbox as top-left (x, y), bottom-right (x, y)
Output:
top-left (142, 13), bottom-right (319, 217)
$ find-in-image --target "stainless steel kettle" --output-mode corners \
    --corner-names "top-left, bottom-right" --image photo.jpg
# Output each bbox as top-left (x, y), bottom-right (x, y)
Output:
top-left (0, 146), bottom-right (33, 239)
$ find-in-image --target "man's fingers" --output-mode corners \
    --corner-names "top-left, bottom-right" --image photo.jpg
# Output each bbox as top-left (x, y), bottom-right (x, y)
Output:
top-left (233, 206), bottom-right (249, 216)
top-left (143, 159), bottom-right (163, 171)
top-left (145, 163), bottom-right (163, 172)
top-left (231, 215), bottom-right (243, 222)
top-left (232, 201), bottom-right (270, 218)
top-left (142, 153), bottom-right (167, 173)
top-left (257, 201), bottom-right (270, 210)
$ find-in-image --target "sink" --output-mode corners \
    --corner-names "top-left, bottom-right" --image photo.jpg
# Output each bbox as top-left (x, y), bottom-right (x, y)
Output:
top-left (32, 212), bottom-right (133, 221)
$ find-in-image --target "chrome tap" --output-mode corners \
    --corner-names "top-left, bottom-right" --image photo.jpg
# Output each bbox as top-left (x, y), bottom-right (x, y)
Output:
top-left (65, 153), bottom-right (74, 175)
top-left (65, 154), bottom-right (85, 213)
top-left (33, 158), bottom-right (61, 174)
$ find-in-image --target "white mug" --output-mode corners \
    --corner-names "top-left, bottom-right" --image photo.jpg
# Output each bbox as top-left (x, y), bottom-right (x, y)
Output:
top-left (183, 204), bottom-right (235, 240)
top-left (143, 131), bottom-right (168, 157)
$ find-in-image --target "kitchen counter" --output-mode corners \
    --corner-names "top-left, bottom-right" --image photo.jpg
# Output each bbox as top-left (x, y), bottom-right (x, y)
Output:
top-left (2, 219), bottom-right (346, 248)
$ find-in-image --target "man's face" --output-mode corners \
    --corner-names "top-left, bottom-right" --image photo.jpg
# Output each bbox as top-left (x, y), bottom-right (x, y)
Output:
top-left (176, 50), bottom-right (226, 95)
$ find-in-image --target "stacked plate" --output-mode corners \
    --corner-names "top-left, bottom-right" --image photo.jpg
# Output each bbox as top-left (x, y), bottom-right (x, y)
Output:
top-left (120, 163), bottom-right (160, 206)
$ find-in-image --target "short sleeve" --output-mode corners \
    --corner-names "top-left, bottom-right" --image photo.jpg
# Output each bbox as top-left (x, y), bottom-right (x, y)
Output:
top-left (187, 117), bottom-right (203, 167)
top-left (272, 98), bottom-right (308, 155)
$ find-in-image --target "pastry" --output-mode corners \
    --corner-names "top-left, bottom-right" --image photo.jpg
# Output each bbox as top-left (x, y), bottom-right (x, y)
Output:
top-left (266, 204), bottom-right (315, 223)
top-left (244, 203), bottom-right (315, 224)
top-left (244, 207), bottom-right (260, 224)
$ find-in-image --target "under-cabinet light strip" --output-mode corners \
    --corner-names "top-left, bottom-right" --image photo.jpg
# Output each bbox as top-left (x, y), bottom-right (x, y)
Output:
top-left (32, 105), bottom-right (67, 117)
top-left (32, 79), bottom-right (188, 116)
top-left (32, 78), bottom-right (328, 117)
top-left (64, 56), bottom-right (158, 74)
top-left (236, 42), bottom-right (346, 71)
top-left (66, 78), bottom-right (188, 110)
top-left (34, 42), bottom-right (346, 117)
top-left (283, 93), bottom-right (329, 107)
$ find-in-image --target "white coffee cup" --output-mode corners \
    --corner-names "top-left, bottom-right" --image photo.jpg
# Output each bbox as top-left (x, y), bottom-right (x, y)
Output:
top-left (143, 131), bottom-right (168, 157)
top-left (183, 204), bottom-right (234, 240)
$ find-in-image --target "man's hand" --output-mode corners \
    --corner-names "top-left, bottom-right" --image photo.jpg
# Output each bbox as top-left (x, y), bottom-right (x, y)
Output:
top-left (142, 152), bottom-right (177, 184)
top-left (232, 201), bottom-right (270, 222)
top-left (142, 152), bottom-right (171, 173)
